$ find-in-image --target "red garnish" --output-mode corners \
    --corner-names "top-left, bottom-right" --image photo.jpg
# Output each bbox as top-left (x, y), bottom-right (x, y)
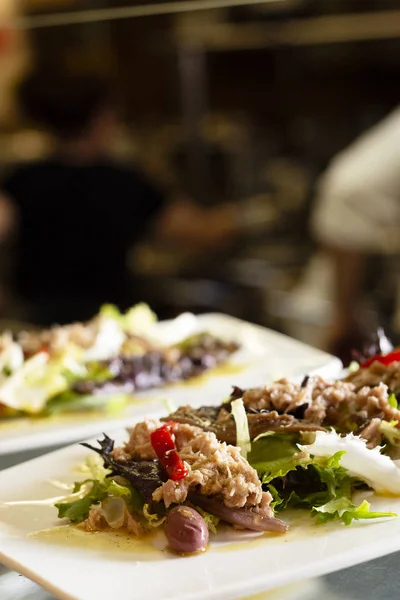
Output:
top-left (361, 349), bottom-right (400, 369)
top-left (150, 424), bottom-right (188, 481)
top-left (23, 346), bottom-right (49, 360)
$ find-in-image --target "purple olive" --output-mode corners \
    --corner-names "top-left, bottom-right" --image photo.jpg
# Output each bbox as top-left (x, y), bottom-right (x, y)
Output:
top-left (165, 506), bottom-right (209, 554)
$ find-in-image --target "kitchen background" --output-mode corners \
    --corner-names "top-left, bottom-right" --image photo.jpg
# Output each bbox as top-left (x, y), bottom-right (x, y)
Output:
top-left (1, 0), bottom-right (399, 352)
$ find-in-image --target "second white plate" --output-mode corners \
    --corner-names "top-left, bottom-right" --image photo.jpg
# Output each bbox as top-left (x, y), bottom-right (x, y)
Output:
top-left (0, 314), bottom-right (341, 455)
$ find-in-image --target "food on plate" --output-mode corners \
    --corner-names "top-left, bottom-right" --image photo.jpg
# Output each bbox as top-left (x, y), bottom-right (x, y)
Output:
top-left (55, 419), bottom-right (288, 554)
top-left (0, 304), bottom-right (238, 418)
top-left (55, 375), bottom-right (400, 554)
top-left (344, 350), bottom-right (400, 395)
top-left (167, 373), bottom-right (400, 451)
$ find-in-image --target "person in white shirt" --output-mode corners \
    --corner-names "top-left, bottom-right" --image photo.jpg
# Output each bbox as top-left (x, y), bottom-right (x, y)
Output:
top-left (311, 107), bottom-right (400, 359)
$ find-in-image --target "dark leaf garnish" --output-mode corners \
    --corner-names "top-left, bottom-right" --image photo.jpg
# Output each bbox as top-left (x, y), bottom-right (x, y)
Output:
top-left (351, 327), bottom-right (393, 365)
top-left (81, 435), bottom-right (168, 502)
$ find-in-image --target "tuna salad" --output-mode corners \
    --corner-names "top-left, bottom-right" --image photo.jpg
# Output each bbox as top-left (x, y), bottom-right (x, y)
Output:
top-left (167, 372), bottom-right (400, 452)
top-left (56, 388), bottom-right (400, 554)
top-left (55, 418), bottom-right (288, 554)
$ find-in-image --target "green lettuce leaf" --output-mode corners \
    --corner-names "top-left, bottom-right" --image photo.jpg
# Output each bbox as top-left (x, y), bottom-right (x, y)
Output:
top-left (314, 498), bottom-right (397, 526)
top-left (248, 433), bottom-right (397, 526)
top-left (55, 480), bottom-right (108, 523)
top-left (99, 303), bottom-right (157, 336)
top-left (55, 476), bottom-right (144, 523)
top-left (143, 504), bottom-right (166, 528)
top-left (107, 480), bottom-right (144, 512)
top-left (85, 453), bottom-right (110, 481)
top-left (248, 433), bottom-right (309, 483)
top-left (45, 391), bottom-right (129, 415)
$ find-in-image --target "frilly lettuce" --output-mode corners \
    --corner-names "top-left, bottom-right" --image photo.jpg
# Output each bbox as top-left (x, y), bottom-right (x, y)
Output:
top-left (99, 303), bottom-right (157, 335)
top-left (298, 430), bottom-right (400, 494)
top-left (0, 348), bottom-right (119, 415)
top-left (82, 303), bottom-right (158, 362)
top-left (97, 304), bottom-right (202, 348)
top-left (248, 431), bottom-right (397, 525)
top-left (248, 433), bottom-right (309, 483)
top-left (0, 352), bottom-right (68, 413)
top-left (55, 479), bottom-right (109, 522)
top-left (55, 462), bottom-right (144, 524)
top-left (83, 316), bottom-right (125, 362)
top-left (83, 453), bottom-right (110, 481)
top-left (143, 503), bottom-right (166, 528)
top-left (123, 303), bottom-right (157, 336)
top-left (314, 497), bottom-right (396, 525)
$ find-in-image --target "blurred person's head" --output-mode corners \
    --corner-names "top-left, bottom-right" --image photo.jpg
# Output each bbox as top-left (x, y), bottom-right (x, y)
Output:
top-left (17, 69), bottom-right (117, 155)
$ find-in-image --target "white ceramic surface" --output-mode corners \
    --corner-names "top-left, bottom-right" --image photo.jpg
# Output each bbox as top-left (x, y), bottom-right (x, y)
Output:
top-left (0, 314), bottom-right (342, 455)
top-left (0, 427), bottom-right (400, 600)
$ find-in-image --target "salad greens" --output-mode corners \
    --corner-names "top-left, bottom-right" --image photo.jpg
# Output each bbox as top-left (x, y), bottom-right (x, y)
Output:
top-left (99, 303), bottom-right (157, 337)
top-left (0, 303), bottom-right (239, 418)
top-left (388, 394), bottom-right (398, 409)
top-left (313, 498), bottom-right (395, 526)
top-left (55, 455), bottom-right (144, 523)
top-left (0, 303), bottom-right (160, 417)
top-left (248, 432), bottom-right (397, 525)
top-left (44, 391), bottom-right (130, 416)
top-left (379, 420), bottom-right (400, 446)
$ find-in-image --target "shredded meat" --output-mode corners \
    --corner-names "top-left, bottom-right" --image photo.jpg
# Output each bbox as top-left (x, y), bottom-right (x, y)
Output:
top-left (119, 419), bottom-right (264, 510)
top-left (241, 377), bottom-right (400, 445)
top-left (152, 426), bottom-right (262, 509)
top-left (344, 361), bottom-right (400, 394)
top-left (19, 322), bottom-right (97, 356)
top-left (164, 405), bottom-right (324, 445)
top-left (166, 375), bottom-right (400, 449)
top-left (123, 419), bottom-right (162, 459)
top-left (306, 381), bottom-right (400, 427)
top-left (241, 376), bottom-right (336, 414)
top-left (123, 419), bottom-right (205, 461)
top-left (242, 379), bottom-right (303, 412)
top-left (81, 504), bottom-right (105, 532)
top-left (252, 491), bottom-right (274, 519)
top-left (356, 418), bottom-right (383, 449)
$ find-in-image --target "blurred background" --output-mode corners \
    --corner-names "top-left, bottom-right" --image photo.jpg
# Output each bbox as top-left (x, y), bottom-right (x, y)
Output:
top-left (1, 0), bottom-right (400, 363)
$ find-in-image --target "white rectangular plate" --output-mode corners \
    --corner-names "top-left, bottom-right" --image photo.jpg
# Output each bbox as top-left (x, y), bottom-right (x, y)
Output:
top-left (0, 314), bottom-right (341, 456)
top-left (0, 427), bottom-right (400, 600)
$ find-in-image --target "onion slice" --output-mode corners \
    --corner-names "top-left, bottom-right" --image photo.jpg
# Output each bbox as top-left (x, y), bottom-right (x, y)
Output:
top-left (100, 497), bottom-right (126, 529)
top-left (189, 493), bottom-right (288, 533)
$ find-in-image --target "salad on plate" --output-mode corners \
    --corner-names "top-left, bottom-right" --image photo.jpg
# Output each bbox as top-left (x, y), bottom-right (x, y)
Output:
top-left (0, 304), bottom-right (238, 419)
top-left (54, 342), bottom-right (400, 554)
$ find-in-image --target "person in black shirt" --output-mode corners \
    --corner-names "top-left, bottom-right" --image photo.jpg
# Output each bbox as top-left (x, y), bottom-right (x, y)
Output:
top-left (0, 71), bottom-right (240, 325)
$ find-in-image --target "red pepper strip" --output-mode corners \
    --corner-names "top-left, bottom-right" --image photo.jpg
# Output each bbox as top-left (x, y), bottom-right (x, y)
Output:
top-left (361, 349), bottom-right (400, 369)
top-left (23, 346), bottom-right (49, 360)
top-left (150, 424), bottom-right (188, 481)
